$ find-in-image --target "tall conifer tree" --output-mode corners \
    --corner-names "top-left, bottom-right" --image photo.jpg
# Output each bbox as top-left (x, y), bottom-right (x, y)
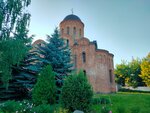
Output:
top-left (38, 28), bottom-right (72, 87)
top-left (37, 28), bottom-right (72, 102)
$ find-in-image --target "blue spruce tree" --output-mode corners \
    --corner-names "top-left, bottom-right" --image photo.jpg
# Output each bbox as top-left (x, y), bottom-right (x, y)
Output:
top-left (37, 28), bottom-right (72, 101)
top-left (38, 28), bottom-right (72, 86)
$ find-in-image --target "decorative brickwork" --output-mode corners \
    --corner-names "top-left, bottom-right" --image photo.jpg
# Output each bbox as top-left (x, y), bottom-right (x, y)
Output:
top-left (33, 14), bottom-right (117, 93)
top-left (60, 14), bottom-right (116, 93)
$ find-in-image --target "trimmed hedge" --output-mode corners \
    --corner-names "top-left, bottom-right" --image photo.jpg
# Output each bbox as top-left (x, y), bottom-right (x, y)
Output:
top-left (119, 88), bottom-right (150, 93)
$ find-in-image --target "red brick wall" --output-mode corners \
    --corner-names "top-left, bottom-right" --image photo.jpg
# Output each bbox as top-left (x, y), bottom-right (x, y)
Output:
top-left (60, 18), bottom-right (116, 93)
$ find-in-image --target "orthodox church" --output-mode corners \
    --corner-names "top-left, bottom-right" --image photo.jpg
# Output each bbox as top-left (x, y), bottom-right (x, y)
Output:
top-left (34, 14), bottom-right (116, 93)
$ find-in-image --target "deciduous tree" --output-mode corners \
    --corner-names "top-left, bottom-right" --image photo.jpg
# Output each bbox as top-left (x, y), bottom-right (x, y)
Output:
top-left (140, 53), bottom-right (150, 86)
top-left (0, 0), bottom-right (32, 89)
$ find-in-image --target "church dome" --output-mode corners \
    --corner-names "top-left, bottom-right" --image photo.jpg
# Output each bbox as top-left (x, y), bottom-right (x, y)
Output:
top-left (63, 14), bottom-right (81, 21)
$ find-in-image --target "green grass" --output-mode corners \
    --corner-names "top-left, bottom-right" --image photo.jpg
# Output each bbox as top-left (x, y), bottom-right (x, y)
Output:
top-left (92, 92), bottom-right (150, 113)
top-left (0, 92), bottom-right (150, 113)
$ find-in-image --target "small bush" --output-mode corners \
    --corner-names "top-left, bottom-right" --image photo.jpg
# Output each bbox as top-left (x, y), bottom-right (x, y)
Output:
top-left (0, 100), bottom-right (35, 113)
top-left (92, 98), bottom-right (101, 104)
top-left (0, 100), bottom-right (21, 113)
top-left (54, 105), bottom-right (68, 113)
top-left (61, 71), bottom-right (93, 112)
top-left (92, 97), bottom-right (110, 105)
top-left (101, 98), bottom-right (110, 104)
top-left (32, 104), bottom-right (54, 113)
top-left (32, 65), bottom-right (56, 105)
top-left (101, 106), bottom-right (110, 113)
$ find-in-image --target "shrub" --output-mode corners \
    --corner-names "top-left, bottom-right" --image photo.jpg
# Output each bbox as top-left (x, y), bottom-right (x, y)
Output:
top-left (61, 71), bottom-right (93, 112)
top-left (92, 97), bottom-right (110, 105)
top-left (0, 100), bottom-right (56, 113)
top-left (32, 65), bottom-right (56, 105)
top-left (32, 104), bottom-right (54, 113)
top-left (0, 100), bottom-right (21, 113)
top-left (54, 105), bottom-right (68, 113)
top-left (101, 98), bottom-right (111, 104)
top-left (0, 100), bottom-right (35, 113)
top-left (119, 88), bottom-right (150, 93)
top-left (101, 106), bottom-right (110, 113)
top-left (92, 98), bottom-right (101, 105)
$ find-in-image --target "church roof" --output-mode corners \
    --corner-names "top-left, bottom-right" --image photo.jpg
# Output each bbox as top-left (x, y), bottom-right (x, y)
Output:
top-left (63, 14), bottom-right (81, 21)
top-left (32, 39), bottom-right (45, 46)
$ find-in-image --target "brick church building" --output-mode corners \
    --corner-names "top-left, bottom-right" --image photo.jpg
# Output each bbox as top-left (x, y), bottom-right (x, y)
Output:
top-left (34, 14), bottom-right (116, 93)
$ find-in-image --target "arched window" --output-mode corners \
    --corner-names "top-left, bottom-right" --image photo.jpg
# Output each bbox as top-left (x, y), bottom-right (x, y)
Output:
top-left (109, 69), bottom-right (112, 83)
top-left (79, 29), bottom-right (81, 37)
top-left (66, 39), bottom-right (69, 46)
top-left (73, 27), bottom-right (76, 35)
top-left (61, 28), bottom-right (64, 34)
top-left (67, 27), bottom-right (70, 35)
top-left (83, 70), bottom-right (86, 76)
top-left (82, 52), bottom-right (86, 63)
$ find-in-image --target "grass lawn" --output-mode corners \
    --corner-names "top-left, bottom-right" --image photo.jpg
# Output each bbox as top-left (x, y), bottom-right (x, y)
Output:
top-left (1, 92), bottom-right (150, 113)
top-left (92, 92), bottom-right (150, 113)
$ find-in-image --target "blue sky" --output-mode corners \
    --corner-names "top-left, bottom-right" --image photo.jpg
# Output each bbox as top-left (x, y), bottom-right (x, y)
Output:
top-left (28, 0), bottom-right (150, 66)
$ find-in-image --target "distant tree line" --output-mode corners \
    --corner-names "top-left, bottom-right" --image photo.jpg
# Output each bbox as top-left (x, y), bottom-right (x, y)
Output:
top-left (115, 53), bottom-right (150, 88)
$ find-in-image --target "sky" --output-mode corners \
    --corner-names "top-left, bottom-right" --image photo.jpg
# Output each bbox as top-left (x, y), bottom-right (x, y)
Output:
top-left (28, 0), bottom-right (150, 66)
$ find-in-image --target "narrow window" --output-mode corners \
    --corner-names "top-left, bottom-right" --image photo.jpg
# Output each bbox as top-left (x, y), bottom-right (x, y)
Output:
top-left (61, 28), bottom-right (64, 34)
top-left (79, 29), bottom-right (81, 37)
top-left (73, 27), bottom-right (76, 35)
top-left (82, 52), bottom-right (86, 63)
top-left (109, 69), bottom-right (112, 83)
top-left (83, 70), bottom-right (86, 76)
top-left (67, 27), bottom-right (70, 35)
top-left (66, 39), bottom-right (69, 46)
top-left (74, 55), bottom-right (77, 69)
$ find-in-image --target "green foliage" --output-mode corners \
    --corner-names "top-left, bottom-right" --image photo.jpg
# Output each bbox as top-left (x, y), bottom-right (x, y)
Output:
top-left (115, 58), bottom-right (144, 87)
top-left (0, 100), bottom-right (22, 113)
top-left (0, 100), bottom-right (35, 113)
top-left (0, 100), bottom-right (66, 113)
top-left (140, 53), bottom-right (150, 86)
top-left (32, 65), bottom-right (56, 105)
top-left (127, 59), bottom-right (144, 87)
top-left (0, 0), bottom-right (31, 41)
top-left (115, 61), bottom-right (129, 86)
top-left (0, 100), bottom-right (55, 113)
top-left (91, 93), bottom-right (150, 113)
top-left (37, 28), bottom-right (72, 87)
top-left (32, 104), bottom-right (55, 113)
top-left (101, 106), bottom-right (110, 113)
top-left (0, 39), bottom-right (29, 88)
top-left (119, 88), bottom-right (150, 93)
top-left (92, 98), bottom-right (101, 105)
top-left (36, 28), bottom-right (73, 103)
top-left (0, 0), bottom-right (32, 89)
top-left (92, 97), bottom-right (110, 105)
top-left (116, 106), bottom-right (126, 113)
top-left (130, 107), bottom-right (140, 113)
top-left (61, 71), bottom-right (93, 112)
top-left (0, 48), bottom-right (43, 100)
